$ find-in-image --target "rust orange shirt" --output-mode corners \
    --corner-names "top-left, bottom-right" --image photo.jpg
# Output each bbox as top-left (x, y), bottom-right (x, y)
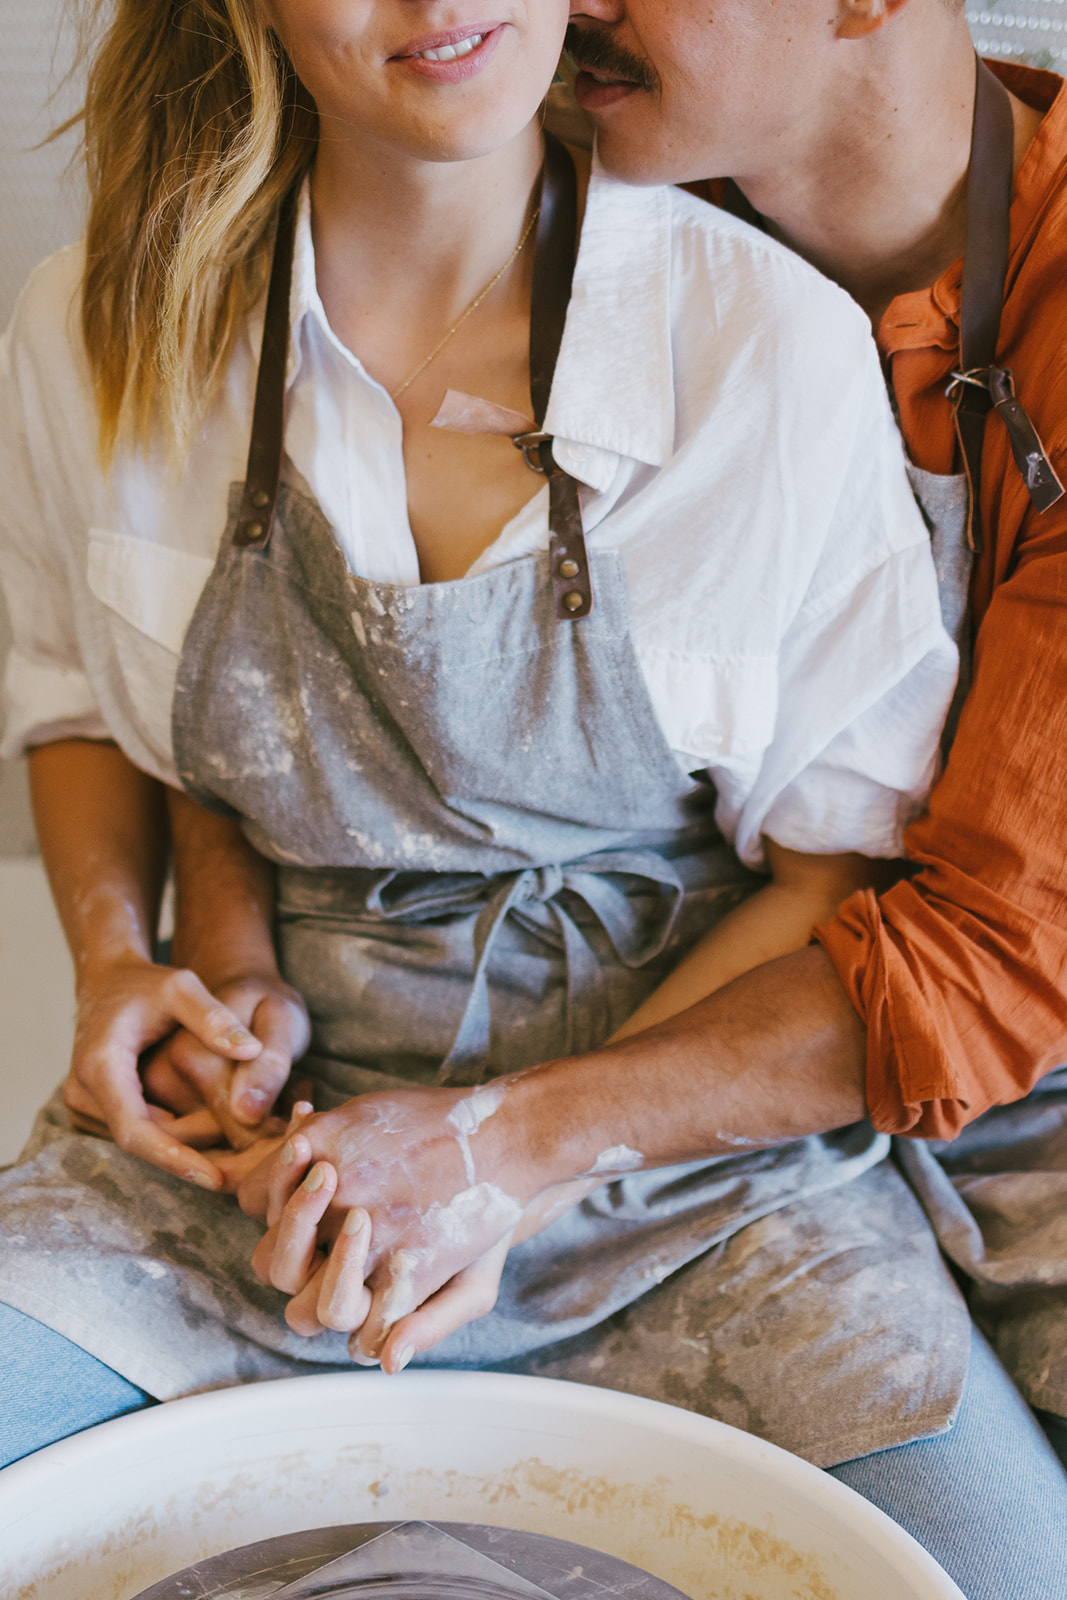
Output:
top-left (814, 63), bottom-right (1067, 1138)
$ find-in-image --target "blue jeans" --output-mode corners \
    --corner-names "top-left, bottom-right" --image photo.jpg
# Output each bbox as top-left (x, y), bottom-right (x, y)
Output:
top-left (2, 1302), bottom-right (1065, 1599)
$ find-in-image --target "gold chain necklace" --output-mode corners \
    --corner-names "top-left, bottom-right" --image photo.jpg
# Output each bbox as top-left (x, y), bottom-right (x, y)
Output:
top-left (390, 205), bottom-right (541, 401)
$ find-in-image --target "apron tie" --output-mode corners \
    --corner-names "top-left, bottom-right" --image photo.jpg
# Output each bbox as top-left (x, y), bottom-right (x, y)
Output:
top-left (435, 850), bottom-right (686, 1086)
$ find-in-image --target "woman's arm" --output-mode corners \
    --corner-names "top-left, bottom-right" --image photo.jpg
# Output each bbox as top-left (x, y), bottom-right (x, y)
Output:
top-left (29, 740), bottom-right (273, 1187)
top-left (611, 840), bottom-right (881, 1041)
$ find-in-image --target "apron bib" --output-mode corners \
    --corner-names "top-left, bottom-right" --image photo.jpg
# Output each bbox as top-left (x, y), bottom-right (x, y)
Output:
top-left (0, 140), bottom-right (970, 1462)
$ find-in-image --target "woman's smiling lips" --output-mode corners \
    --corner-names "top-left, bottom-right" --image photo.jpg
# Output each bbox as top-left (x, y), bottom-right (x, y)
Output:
top-left (392, 23), bottom-right (506, 83)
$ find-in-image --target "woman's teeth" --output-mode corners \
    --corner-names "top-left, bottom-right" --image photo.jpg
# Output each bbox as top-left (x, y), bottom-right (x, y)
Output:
top-left (416, 34), bottom-right (485, 62)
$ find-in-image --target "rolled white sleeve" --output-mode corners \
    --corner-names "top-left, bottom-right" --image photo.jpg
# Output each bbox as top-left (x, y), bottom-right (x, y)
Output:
top-left (0, 251), bottom-right (110, 759)
top-left (1, 651), bottom-right (108, 759)
top-left (714, 351), bottom-right (959, 868)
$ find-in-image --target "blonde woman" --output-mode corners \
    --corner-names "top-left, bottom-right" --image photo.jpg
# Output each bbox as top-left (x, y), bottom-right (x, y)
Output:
top-left (0, 0), bottom-right (961, 1504)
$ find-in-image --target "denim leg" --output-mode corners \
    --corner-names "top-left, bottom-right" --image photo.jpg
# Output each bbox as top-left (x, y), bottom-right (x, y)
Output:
top-left (829, 1328), bottom-right (1067, 1600)
top-left (0, 1301), bottom-right (155, 1469)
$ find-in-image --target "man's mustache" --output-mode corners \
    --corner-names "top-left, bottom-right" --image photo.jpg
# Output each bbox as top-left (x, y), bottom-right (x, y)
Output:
top-left (563, 23), bottom-right (658, 93)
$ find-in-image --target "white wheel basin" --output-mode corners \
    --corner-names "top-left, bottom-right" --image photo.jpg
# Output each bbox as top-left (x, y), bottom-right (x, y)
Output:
top-left (0, 1371), bottom-right (964, 1600)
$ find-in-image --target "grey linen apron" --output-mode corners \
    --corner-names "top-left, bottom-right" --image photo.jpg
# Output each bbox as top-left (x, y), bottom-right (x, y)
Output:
top-left (0, 147), bottom-right (971, 1468)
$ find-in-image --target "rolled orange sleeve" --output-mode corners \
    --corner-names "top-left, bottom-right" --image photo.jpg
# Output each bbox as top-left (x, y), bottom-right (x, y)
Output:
top-left (817, 529), bottom-right (1067, 1139)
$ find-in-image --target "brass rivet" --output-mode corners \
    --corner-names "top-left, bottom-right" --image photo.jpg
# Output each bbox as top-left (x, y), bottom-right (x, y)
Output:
top-left (558, 558), bottom-right (580, 579)
top-left (243, 520), bottom-right (264, 542)
top-left (562, 591), bottom-right (584, 613)
top-left (250, 489), bottom-right (270, 509)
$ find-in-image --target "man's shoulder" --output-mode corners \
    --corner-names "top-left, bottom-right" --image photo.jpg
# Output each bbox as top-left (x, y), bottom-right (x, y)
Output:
top-left (660, 180), bottom-right (872, 358)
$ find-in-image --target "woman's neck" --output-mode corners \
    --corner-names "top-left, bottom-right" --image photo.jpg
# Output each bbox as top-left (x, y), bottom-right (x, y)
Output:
top-left (308, 124), bottom-right (546, 390)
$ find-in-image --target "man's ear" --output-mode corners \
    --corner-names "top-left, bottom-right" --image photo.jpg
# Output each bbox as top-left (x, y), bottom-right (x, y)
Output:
top-left (834, 0), bottom-right (912, 40)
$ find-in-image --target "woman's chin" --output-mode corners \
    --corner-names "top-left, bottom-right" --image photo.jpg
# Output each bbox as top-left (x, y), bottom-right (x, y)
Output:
top-left (395, 105), bottom-right (546, 170)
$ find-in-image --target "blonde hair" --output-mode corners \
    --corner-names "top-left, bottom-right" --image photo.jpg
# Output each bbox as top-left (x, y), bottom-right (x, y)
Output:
top-left (73, 1), bottom-right (317, 461)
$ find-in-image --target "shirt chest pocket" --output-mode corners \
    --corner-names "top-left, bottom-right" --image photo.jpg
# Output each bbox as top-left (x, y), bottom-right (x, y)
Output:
top-left (638, 646), bottom-right (780, 773)
top-left (86, 531), bottom-right (215, 721)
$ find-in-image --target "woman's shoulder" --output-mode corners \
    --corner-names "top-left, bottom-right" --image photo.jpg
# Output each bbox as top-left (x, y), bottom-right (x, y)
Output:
top-left (2, 243), bottom-right (89, 390)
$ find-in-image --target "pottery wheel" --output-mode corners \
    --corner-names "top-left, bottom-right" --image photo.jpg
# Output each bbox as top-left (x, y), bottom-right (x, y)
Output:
top-left (132, 1519), bottom-right (695, 1598)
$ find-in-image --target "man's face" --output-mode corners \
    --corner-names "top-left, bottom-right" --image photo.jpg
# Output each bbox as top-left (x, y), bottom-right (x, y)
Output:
top-left (566, 0), bottom-right (834, 186)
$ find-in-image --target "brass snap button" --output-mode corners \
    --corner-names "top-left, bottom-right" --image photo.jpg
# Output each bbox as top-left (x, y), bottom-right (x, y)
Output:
top-left (243, 521), bottom-right (264, 542)
top-left (558, 558), bottom-right (580, 579)
top-left (562, 591), bottom-right (584, 613)
top-left (250, 489), bottom-right (270, 509)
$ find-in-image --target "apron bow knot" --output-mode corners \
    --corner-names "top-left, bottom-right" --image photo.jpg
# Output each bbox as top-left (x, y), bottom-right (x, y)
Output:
top-left (439, 850), bottom-right (685, 1086)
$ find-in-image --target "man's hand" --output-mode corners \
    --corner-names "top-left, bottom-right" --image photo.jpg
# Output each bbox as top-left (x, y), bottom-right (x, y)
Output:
top-left (142, 972), bottom-right (311, 1149)
top-left (249, 1149), bottom-right (597, 1370)
top-left (230, 1085), bottom-right (543, 1359)
top-left (64, 955), bottom-right (270, 1189)
top-left (228, 1081), bottom-right (606, 1368)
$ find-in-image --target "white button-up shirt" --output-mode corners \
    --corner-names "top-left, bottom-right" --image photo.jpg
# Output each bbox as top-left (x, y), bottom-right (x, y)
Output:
top-left (0, 164), bottom-right (957, 866)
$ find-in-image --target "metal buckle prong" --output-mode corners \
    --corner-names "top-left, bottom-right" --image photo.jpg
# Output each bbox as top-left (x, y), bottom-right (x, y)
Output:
top-left (512, 430), bottom-right (552, 474)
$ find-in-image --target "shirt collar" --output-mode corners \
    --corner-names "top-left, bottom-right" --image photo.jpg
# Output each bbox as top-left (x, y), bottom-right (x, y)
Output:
top-left (879, 62), bottom-right (1066, 360)
top-left (263, 161), bottom-right (676, 490)
top-left (544, 157), bottom-right (675, 486)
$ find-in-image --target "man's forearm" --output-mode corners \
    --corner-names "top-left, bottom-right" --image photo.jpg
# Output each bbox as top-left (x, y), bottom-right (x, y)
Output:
top-left (500, 944), bottom-right (868, 1184)
top-left (168, 789), bottom-right (279, 984)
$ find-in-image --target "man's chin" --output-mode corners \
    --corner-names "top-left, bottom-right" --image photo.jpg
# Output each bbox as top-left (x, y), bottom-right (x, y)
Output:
top-left (587, 124), bottom-right (686, 189)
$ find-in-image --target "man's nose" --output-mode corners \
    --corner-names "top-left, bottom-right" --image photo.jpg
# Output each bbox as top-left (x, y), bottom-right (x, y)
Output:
top-left (568, 0), bottom-right (625, 22)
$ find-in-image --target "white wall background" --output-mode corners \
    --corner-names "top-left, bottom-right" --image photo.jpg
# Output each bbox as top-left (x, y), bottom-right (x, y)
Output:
top-left (0, 0), bottom-right (84, 854)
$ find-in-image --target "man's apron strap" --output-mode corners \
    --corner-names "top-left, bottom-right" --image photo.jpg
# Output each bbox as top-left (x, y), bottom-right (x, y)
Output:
top-left (949, 56), bottom-right (1063, 555)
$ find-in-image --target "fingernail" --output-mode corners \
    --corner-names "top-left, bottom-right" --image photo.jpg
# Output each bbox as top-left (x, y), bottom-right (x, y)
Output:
top-left (302, 1164), bottom-right (325, 1193)
top-left (342, 1207), bottom-right (369, 1237)
top-left (280, 1139), bottom-right (297, 1165)
top-left (220, 1027), bottom-right (255, 1049)
top-left (238, 1090), bottom-right (269, 1119)
top-left (393, 1345), bottom-right (416, 1373)
top-left (350, 1349), bottom-right (381, 1368)
top-left (293, 1100), bottom-right (314, 1119)
top-left (187, 1171), bottom-right (218, 1190)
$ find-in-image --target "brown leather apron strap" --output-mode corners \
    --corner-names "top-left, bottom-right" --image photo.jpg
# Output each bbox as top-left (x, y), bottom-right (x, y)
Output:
top-left (518, 133), bottom-right (593, 620)
top-left (950, 56), bottom-right (1063, 554)
top-left (233, 187), bottom-right (299, 552)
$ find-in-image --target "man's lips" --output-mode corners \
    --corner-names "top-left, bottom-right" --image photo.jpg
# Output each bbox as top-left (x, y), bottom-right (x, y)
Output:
top-left (575, 64), bottom-right (638, 89)
top-left (572, 69), bottom-right (642, 113)
top-left (564, 22), bottom-right (656, 95)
